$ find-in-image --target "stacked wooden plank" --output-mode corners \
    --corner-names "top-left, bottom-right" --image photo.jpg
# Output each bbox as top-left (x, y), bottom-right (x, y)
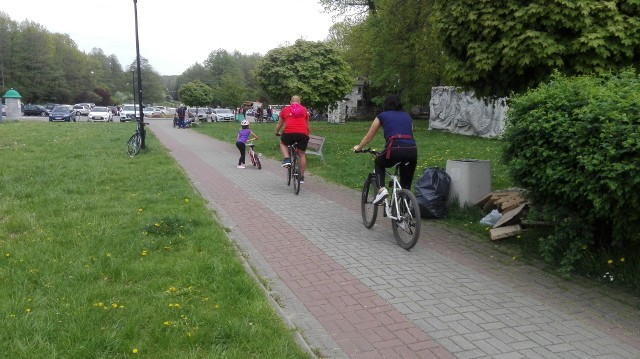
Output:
top-left (475, 191), bottom-right (529, 240)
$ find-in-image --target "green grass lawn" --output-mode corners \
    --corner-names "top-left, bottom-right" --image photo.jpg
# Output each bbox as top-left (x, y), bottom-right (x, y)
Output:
top-left (192, 118), bottom-right (511, 191)
top-left (0, 121), bottom-right (311, 358)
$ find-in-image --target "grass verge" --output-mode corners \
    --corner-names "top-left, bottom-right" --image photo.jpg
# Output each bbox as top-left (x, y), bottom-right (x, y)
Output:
top-left (0, 121), bottom-right (311, 358)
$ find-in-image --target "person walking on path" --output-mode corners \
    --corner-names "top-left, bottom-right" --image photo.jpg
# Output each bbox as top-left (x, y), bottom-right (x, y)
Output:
top-left (275, 95), bottom-right (310, 183)
top-left (353, 94), bottom-right (417, 204)
top-left (236, 119), bottom-right (258, 169)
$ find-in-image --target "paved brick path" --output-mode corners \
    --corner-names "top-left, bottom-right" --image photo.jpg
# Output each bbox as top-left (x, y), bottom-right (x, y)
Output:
top-left (150, 120), bottom-right (640, 358)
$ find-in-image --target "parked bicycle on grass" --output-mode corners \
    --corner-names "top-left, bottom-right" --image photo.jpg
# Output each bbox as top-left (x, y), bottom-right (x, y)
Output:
top-left (127, 120), bottom-right (148, 157)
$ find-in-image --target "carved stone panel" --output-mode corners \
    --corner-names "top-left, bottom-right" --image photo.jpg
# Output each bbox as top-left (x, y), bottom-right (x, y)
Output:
top-left (429, 86), bottom-right (507, 138)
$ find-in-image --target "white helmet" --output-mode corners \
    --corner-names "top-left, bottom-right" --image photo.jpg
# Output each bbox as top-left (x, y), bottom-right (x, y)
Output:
top-left (241, 119), bottom-right (249, 126)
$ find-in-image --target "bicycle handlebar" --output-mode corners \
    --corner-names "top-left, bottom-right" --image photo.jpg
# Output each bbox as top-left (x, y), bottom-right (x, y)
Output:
top-left (354, 148), bottom-right (380, 156)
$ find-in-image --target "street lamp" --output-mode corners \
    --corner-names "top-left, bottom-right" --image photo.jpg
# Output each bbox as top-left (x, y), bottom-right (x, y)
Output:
top-left (131, 69), bottom-right (135, 117)
top-left (133, 0), bottom-right (146, 148)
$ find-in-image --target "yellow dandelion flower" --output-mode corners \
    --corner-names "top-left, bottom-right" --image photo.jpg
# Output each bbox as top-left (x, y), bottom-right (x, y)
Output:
top-left (581, 245), bottom-right (587, 250)
top-left (163, 321), bottom-right (171, 326)
top-left (512, 256), bottom-right (517, 260)
top-left (111, 303), bottom-right (118, 309)
top-left (607, 259), bottom-right (613, 264)
top-left (155, 223), bottom-right (160, 227)
top-left (167, 287), bottom-right (177, 293)
top-left (132, 348), bottom-right (139, 354)
top-left (184, 198), bottom-right (189, 203)
top-left (25, 308), bottom-right (31, 313)
top-left (5, 253), bottom-right (10, 257)
top-left (620, 258), bottom-right (625, 262)
top-left (214, 304), bottom-right (220, 309)
top-left (141, 250), bottom-right (147, 256)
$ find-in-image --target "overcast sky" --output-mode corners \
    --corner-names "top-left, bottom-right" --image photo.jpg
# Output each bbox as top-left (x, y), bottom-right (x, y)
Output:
top-left (4, 0), bottom-right (336, 76)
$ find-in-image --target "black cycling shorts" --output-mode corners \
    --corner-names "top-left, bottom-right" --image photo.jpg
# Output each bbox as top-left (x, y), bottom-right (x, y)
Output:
top-left (280, 133), bottom-right (310, 151)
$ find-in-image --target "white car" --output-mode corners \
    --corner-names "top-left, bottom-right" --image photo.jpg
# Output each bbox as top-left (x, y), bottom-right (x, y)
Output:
top-left (212, 108), bottom-right (234, 122)
top-left (87, 106), bottom-right (113, 122)
top-left (143, 106), bottom-right (158, 118)
top-left (119, 104), bottom-right (139, 122)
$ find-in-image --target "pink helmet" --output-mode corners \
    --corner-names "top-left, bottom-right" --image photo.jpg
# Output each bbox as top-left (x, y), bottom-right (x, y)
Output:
top-left (241, 119), bottom-right (249, 126)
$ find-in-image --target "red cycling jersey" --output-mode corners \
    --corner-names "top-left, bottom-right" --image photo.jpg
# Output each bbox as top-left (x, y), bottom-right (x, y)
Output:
top-left (280, 104), bottom-right (309, 135)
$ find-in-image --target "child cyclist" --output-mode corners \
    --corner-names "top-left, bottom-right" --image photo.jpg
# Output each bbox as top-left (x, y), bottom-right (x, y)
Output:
top-left (236, 119), bottom-right (259, 168)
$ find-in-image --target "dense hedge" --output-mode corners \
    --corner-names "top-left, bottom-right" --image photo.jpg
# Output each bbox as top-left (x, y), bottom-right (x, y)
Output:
top-left (503, 69), bottom-right (640, 273)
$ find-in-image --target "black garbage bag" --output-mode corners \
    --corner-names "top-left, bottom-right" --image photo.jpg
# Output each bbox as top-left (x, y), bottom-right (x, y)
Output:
top-left (414, 167), bottom-right (451, 219)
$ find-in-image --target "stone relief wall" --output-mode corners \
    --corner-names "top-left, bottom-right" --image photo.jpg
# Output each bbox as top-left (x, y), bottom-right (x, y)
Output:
top-left (327, 101), bottom-right (347, 124)
top-left (429, 86), bottom-right (507, 138)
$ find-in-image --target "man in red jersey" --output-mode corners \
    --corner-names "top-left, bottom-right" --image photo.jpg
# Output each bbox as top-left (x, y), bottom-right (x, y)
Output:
top-left (275, 95), bottom-right (310, 183)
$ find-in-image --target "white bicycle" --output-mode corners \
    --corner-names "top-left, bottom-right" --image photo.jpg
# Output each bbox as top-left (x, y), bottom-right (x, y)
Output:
top-left (356, 148), bottom-right (421, 250)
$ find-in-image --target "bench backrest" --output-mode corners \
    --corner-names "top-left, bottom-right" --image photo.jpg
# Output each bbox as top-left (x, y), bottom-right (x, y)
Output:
top-left (308, 135), bottom-right (325, 150)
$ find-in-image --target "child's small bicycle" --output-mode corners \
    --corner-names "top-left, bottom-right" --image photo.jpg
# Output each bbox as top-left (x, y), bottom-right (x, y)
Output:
top-left (246, 140), bottom-right (261, 170)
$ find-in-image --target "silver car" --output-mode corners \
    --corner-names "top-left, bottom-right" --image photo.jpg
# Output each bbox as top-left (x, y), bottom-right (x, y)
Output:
top-left (212, 108), bottom-right (234, 122)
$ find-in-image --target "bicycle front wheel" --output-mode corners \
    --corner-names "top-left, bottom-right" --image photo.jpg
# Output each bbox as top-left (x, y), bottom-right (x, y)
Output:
top-left (127, 132), bottom-right (141, 157)
top-left (361, 174), bottom-right (378, 228)
top-left (292, 157), bottom-right (301, 195)
top-left (255, 155), bottom-right (262, 170)
top-left (391, 189), bottom-right (421, 250)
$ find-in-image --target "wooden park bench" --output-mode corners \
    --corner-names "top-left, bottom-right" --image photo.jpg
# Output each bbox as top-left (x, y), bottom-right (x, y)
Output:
top-left (306, 135), bottom-right (326, 162)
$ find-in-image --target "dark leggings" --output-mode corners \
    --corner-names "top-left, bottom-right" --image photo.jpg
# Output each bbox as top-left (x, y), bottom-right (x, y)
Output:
top-left (375, 147), bottom-right (418, 190)
top-left (236, 141), bottom-right (246, 165)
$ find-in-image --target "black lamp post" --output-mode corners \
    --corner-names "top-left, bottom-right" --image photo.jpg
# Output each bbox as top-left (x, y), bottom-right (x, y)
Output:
top-left (133, 0), bottom-right (146, 148)
top-left (131, 69), bottom-right (136, 116)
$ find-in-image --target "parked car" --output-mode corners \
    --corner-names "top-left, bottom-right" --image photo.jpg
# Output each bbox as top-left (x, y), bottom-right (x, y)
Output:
top-left (44, 103), bottom-right (60, 111)
top-left (188, 108), bottom-right (208, 120)
top-left (143, 106), bottom-right (159, 118)
top-left (154, 106), bottom-right (167, 115)
top-left (88, 106), bottom-right (113, 122)
top-left (49, 105), bottom-right (77, 122)
top-left (1, 104), bottom-right (6, 117)
top-left (72, 104), bottom-right (90, 116)
top-left (23, 104), bottom-right (50, 116)
top-left (212, 108), bottom-right (234, 122)
top-left (119, 104), bottom-right (139, 122)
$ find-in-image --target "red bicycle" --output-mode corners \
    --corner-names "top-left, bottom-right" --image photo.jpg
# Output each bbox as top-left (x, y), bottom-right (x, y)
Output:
top-left (246, 140), bottom-right (261, 170)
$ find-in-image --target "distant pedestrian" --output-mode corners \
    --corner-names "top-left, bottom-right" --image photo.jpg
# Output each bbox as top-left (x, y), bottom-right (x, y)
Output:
top-left (176, 105), bottom-right (187, 128)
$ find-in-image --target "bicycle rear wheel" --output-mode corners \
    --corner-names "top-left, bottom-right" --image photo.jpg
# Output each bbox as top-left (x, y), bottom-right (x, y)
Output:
top-left (361, 174), bottom-right (378, 228)
top-left (127, 132), bottom-right (141, 157)
top-left (292, 157), bottom-right (301, 195)
top-left (391, 189), bottom-right (421, 250)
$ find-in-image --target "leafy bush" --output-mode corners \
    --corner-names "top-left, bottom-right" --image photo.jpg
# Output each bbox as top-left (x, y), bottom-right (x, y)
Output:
top-left (503, 69), bottom-right (640, 274)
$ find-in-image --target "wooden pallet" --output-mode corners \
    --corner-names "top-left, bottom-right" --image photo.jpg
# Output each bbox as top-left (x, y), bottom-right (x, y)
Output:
top-left (476, 191), bottom-right (529, 240)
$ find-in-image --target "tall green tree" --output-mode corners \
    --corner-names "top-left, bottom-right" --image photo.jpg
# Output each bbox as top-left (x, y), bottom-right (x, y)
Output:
top-left (433, 0), bottom-right (640, 97)
top-left (365, 0), bottom-right (448, 105)
top-left (319, 0), bottom-right (378, 20)
top-left (128, 58), bottom-right (165, 105)
top-left (178, 80), bottom-right (213, 108)
top-left (255, 39), bottom-right (353, 111)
